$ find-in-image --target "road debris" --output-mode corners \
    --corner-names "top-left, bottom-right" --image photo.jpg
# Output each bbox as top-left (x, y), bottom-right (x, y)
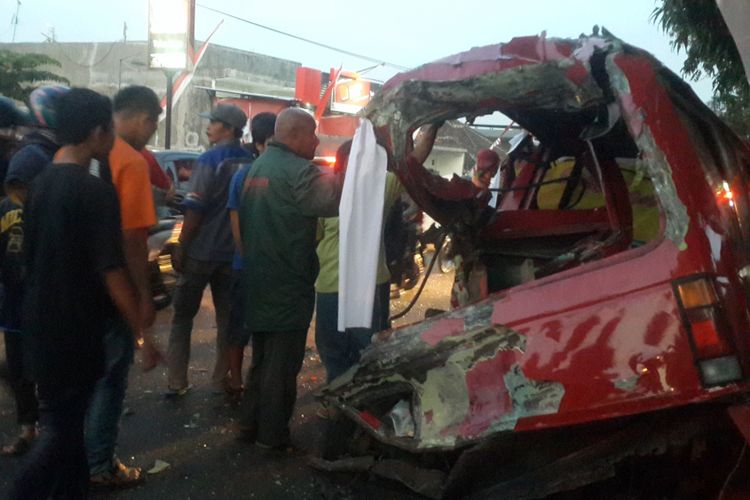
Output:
top-left (147, 459), bottom-right (171, 475)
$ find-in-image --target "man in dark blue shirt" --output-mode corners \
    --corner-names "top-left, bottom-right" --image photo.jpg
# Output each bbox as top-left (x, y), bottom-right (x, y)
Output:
top-left (166, 103), bottom-right (251, 396)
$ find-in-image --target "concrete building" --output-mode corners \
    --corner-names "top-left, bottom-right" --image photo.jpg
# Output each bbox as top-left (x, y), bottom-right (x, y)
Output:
top-left (1, 40), bottom-right (505, 165)
top-left (426, 120), bottom-right (495, 179)
top-left (0, 40), bottom-right (299, 150)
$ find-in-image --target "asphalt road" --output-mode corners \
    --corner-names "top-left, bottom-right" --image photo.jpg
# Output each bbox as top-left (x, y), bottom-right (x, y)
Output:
top-left (0, 269), bottom-right (454, 499)
top-left (5, 265), bottom-right (750, 499)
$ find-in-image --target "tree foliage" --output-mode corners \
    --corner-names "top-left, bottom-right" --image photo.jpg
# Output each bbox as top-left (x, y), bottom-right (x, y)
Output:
top-left (708, 95), bottom-right (750, 138)
top-left (0, 50), bottom-right (69, 102)
top-left (653, 0), bottom-right (750, 136)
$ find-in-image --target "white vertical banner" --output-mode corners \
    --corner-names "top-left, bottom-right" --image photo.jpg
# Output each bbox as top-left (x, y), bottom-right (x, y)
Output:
top-left (148, 0), bottom-right (190, 70)
top-left (338, 118), bottom-right (388, 331)
top-left (717, 0), bottom-right (750, 88)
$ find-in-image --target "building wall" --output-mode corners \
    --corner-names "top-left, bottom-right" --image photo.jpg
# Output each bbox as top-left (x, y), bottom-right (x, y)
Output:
top-left (424, 148), bottom-right (467, 179)
top-left (0, 41), bottom-right (300, 150)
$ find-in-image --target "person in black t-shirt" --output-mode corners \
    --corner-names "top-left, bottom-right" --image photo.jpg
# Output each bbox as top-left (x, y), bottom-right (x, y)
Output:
top-left (0, 158), bottom-right (38, 457)
top-left (0, 86), bottom-right (70, 457)
top-left (9, 88), bottom-right (143, 500)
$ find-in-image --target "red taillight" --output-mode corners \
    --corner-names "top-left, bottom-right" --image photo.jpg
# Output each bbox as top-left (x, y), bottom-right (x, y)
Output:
top-left (674, 275), bottom-right (742, 385)
top-left (717, 181), bottom-right (736, 208)
top-left (690, 319), bottom-right (726, 355)
top-left (675, 277), bottom-right (729, 359)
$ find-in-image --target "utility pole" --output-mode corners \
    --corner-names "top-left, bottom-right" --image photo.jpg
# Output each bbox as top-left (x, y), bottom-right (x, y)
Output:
top-left (164, 70), bottom-right (175, 149)
top-left (11, 1), bottom-right (21, 42)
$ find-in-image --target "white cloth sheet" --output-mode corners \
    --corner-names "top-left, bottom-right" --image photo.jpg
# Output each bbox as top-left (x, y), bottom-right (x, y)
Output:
top-left (338, 119), bottom-right (388, 330)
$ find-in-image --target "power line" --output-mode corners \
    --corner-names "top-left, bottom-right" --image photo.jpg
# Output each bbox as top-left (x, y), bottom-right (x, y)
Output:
top-left (195, 3), bottom-right (410, 71)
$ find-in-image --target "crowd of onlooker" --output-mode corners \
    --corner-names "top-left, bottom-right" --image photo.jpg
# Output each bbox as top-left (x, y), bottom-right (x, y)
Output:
top-left (0, 83), bottom-right (499, 499)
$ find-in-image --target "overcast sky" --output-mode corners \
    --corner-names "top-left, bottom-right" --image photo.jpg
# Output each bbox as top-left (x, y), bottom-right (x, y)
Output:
top-left (1, 0), bottom-right (714, 101)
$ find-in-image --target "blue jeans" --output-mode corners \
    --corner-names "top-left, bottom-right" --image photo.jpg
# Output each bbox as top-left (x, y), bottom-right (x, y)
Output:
top-left (85, 319), bottom-right (134, 475)
top-left (10, 382), bottom-right (93, 500)
top-left (315, 282), bottom-right (390, 383)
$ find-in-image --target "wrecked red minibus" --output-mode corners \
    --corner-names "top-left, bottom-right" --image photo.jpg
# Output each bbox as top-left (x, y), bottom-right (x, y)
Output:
top-left (318, 32), bottom-right (750, 498)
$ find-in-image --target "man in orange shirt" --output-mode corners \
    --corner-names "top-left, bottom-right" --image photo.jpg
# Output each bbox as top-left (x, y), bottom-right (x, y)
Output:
top-left (85, 86), bottom-right (162, 487)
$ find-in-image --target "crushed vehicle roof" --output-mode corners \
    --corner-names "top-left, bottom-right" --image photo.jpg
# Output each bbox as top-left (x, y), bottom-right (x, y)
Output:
top-left (363, 32), bottom-right (695, 228)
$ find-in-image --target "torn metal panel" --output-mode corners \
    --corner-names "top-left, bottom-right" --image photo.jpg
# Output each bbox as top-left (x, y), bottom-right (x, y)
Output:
top-left (366, 61), bottom-right (604, 161)
top-left (361, 37), bottom-right (609, 228)
top-left (321, 300), bottom-right (564, 451)
top-left (503, 365), bottom-right (565, 417)
top-left (604, 54), bottom-right (690, 249)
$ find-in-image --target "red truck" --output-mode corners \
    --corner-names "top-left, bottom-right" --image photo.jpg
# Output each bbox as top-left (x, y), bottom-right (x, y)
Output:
top-left (317, 32), bottom-right (750, 498)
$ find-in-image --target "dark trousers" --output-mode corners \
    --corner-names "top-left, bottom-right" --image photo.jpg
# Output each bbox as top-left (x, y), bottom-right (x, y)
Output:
top-left (9, 383), bottom-right (93, 500)
top-left (239, 329), bottom-right (307, 447)
top-left (315, 282), bottom-right (391, 382)
top-left (167, 257), bottom-right (232, 390)
top-left (227, 270), bottom-right (251, 347)
top-left (2, 331), bottom-right (39, 425)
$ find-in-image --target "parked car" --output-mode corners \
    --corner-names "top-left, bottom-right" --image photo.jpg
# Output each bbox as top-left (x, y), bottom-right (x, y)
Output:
top-left (148, 150), bottom-right (195, 309)
top-left (148, 216), bottom-right (181, 310)
top-left (153, 149), bottom-right (199, 192)
top-left (318, 32), bottom-right (750, 498)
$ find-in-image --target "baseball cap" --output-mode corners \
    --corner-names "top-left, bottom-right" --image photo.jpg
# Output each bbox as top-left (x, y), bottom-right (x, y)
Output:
top-left (199, 104), bottom-right (247, 130)
top-left (5, 147), bottom-right (46, 186)
top-left (476, 148), bottom-right (500, 174)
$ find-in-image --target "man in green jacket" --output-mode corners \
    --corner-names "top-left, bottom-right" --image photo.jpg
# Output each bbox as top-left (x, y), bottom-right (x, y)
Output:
top-left (237, 108), bottom-right (343, 450)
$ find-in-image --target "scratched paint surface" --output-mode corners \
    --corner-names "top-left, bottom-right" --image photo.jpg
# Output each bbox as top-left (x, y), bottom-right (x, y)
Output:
top-left (322, 33), bottom-right (750, 453)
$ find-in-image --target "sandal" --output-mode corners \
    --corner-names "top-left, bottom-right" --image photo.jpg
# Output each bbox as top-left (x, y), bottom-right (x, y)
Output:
top-left (164, 384), bottom-right (192, 400)
top-left (90, 459), bottom-right (144, 489)
top-left (1, 435), bottom-right (32, 456)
